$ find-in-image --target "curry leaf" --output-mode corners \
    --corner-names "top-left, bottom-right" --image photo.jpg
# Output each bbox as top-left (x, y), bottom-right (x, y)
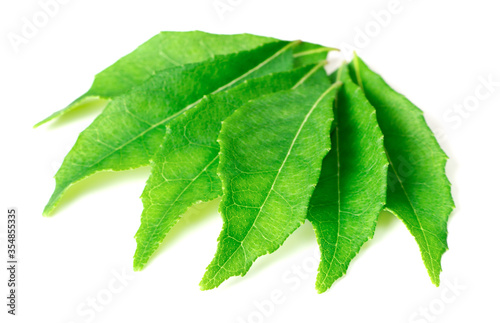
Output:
top-left (35, 31), bottom-right (280, 127)
top-left (43, 41), bottom-right (298, 216)
top-left (200, 73), bottom-right (341, 290)
top-left (40, 32), bottom-right (454, 292)
top-left (308, 66), bottom-right (388, 293)
top-left (349, 54), bottom-right (454, 286)
top-left (134, 63), bottom-right (327, 270)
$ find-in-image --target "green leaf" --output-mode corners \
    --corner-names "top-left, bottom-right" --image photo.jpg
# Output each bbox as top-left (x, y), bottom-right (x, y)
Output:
top-left (134, 64), bottom-right (327, 271)
top-left (43, 41), bottom-right (298, 216)
top-left (349, 55), bottom-right (454, 286)
top-left (307, 66), bottom-right (388, 293)
top-left (200, 73), bottom-right (341, 290)
top-left (40, 31), bottom-right (455, 291)
top-left (35, 31), bottom-right (279, 127)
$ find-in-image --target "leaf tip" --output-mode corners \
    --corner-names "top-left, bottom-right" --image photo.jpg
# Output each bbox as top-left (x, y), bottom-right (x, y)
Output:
top-left (314, 276), bottom-right (331, 294)
top-left (33, 120), bottom-right (44, 129)
top-left (41, 210), bottom-right (52, 217)
top-left (133, 255), bottom-right (146, 272)
top-left (316, 286), bottom-right (327, 294)
top-left (199, 278), bottom-right (214, 291)
top-left (431, 274), bottom-right (441, 287)
top-left (42, 201), bottom-right (56, 217)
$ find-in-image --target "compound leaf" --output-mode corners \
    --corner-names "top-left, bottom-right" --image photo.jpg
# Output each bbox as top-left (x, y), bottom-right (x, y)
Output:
top-left (39, 31), bottom-right (455, 292)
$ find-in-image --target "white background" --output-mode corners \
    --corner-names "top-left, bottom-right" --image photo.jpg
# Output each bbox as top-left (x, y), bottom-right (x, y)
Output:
top-left (1, 0), bottom-right (499, 322)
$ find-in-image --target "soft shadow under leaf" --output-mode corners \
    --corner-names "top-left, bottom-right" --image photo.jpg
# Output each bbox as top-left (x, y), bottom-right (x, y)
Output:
top-left (45, 166), bottom-right (151, 216)
top-left (45, 97), bottom-right (108, 130)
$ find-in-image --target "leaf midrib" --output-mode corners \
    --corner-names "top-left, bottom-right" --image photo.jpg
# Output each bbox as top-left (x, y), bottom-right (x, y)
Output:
top-left (318, 69), bottom-right (345, 289)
